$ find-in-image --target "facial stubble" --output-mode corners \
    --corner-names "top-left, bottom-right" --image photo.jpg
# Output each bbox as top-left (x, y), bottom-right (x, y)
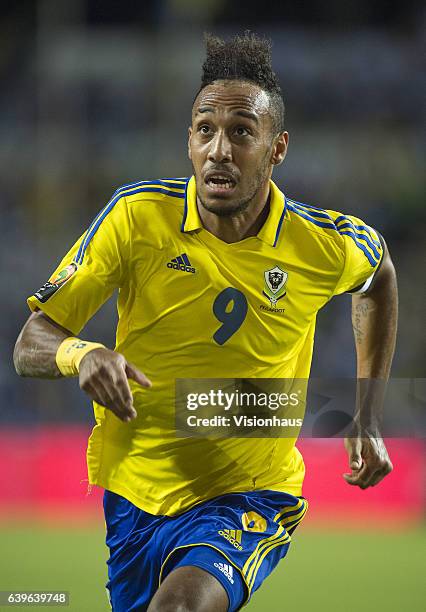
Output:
top-left (194, 150), bottom-right (272, 218)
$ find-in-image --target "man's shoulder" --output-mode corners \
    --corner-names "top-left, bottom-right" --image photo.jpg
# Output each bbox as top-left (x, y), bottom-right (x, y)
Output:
top-left (285, 197), bottom-right (354, 249)
top-left (113, 177), bottom-right (189, 207)
top-left (87, 177), bottom-right (189, 232)
top-left (105, 177), bottom-right (189, 239)
top-left (284, 196), bottom-right (380, 259)
top-left (286, 197), bottom-right (344, 236)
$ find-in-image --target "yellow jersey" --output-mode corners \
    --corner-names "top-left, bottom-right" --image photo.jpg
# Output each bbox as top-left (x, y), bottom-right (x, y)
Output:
top-left (27, 176), bottom-right (383, 515)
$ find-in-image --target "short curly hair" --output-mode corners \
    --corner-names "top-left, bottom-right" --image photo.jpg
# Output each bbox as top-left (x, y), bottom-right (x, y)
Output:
top-left (196, 32), bottom-right (285, 135)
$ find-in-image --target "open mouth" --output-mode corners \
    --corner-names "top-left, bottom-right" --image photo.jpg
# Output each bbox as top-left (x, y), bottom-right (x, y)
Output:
top-left (205, 173), bottom-right (237, 193)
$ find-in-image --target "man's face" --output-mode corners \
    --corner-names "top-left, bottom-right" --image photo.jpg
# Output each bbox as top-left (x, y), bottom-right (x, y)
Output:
top-left (188, 80), bottom-right (288, 217)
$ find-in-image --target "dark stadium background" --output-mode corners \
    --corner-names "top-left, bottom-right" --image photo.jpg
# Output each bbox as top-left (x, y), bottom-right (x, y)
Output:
top-left (0, 1), bottom-right (424, 611)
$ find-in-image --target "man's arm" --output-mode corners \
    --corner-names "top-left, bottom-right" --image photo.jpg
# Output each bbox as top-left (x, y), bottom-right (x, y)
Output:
top-left (13, 311), bottom-right (151, 422)
top-left (344, 237), bottom-right (398, 488)
top-left (14, 311), bottom-right (72, 378)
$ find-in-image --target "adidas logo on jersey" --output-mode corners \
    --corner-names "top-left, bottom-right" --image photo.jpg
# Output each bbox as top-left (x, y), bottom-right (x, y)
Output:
top-left (213, 562), bottom-right (234, 584)
top-left (166, 253), bottom-right (196, 273)
top-left (218, 529), bottom-right (243, 551)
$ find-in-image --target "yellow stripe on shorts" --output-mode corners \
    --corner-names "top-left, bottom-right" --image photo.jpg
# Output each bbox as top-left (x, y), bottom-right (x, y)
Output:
top-left (243, 498), bottom-right (308, 592)
top-left (279, 501), bottom-right (308, 528)
top-left (242, 524), bottom-right (286, 584)
top-left (273, 497), bottom-right (304, 522)
top-left (244, 500), bottom-right (301, 580)
top-left (248, 531), bottom-right (292, 590)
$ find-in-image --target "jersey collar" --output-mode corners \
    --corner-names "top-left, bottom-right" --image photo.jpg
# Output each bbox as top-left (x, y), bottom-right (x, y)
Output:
top-left (181, 176), bottom-right (287, 247)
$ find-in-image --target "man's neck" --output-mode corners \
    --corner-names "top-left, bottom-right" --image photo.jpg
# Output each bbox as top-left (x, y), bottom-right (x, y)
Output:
top-left (196, 187), bottom-right (271, 244)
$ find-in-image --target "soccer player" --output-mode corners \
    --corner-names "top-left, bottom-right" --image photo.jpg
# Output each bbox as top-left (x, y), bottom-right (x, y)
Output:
top-left (14, 33), bottom-right (397, 612)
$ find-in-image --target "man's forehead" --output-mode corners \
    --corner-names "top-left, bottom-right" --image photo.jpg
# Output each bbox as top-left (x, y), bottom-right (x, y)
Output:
top-left (193, 80), bottom-right (271, 118)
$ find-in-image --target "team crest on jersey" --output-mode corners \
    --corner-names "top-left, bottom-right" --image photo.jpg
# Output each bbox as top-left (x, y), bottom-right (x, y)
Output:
top-left (34, 262), bottom-right (77, 303)
top-left (263, 265), bottom-right (288, 308)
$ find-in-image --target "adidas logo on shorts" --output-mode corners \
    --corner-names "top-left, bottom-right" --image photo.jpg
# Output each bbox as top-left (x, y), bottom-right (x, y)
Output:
top-left (213, 562), bottom-right (234, 584)
top-left (218, 529), bottom-right (243, 551)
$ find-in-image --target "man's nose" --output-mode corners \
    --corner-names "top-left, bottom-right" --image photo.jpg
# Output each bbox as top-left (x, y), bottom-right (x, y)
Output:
top-left (207, 131), bottom-right (232, 163)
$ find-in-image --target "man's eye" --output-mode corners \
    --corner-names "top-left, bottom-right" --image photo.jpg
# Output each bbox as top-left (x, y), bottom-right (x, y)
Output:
top-left (235, 126), bottom-right (249, 136)
top-left (199, 125), bottom-right (211, 134)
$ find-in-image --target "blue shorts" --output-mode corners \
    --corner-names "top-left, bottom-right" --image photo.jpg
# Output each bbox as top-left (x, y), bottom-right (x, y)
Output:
top-left (104, 489), bottom-right (308, 612)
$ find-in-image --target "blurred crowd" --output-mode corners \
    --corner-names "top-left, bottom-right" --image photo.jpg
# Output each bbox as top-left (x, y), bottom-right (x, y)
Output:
top-left (1, 1), bottom-right (424, 423)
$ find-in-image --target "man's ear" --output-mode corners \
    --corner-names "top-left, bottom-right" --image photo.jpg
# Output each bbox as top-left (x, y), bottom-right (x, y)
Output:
top-left (188, 127), bottom-right (192, 161)
top-left (271, 131), bottom-right (289, 166)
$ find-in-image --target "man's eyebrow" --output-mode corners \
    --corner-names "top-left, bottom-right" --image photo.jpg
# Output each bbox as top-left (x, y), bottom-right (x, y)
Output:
top-left (196, 106), bottom-right (215, 114)
top-left (234, 110), bottom-right (259, 123)
top-left (195, 107), bottom-right (259, 123)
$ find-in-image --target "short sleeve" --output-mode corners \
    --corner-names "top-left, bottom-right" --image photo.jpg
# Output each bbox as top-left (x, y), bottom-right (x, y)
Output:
top-left (332, 214), bottom-right (384, 296)
top-left (27, 194), bottom-right (131, 335)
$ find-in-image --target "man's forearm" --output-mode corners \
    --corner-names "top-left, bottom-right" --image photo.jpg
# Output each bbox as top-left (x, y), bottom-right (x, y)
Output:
top-left (13, 311), bottom-right (71, 378)
top-left (14, 310), bottom-right (150, 421)
top-left (352, 252), bottom-right (398, 378)
top-left (351, 247), bottom-right (398, 428)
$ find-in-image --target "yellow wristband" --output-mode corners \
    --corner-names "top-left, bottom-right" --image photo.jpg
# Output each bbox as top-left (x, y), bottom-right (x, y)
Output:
top-left (56, 337), bottom-right (106, 377)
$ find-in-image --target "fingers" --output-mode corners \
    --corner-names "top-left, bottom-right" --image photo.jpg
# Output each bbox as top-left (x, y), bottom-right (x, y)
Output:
top-left (343, 463), bottom-right (369, 487)
top-left (345, 437), bottom-right (362, 470)
top-left (368, 465), bottom-right (393, 487)
top-left (82, 375), bottom-right (136, 423)
top-left (79, 350), bottom-right (151, 423)
top-left (100, 371), bottom-right (137, 422)
top-left (115, 371), bottom-right (136, 415)
top-left (343, 463), bottom-right (392, 489)
top-left (125, 362), bottom-right (152, 388)
top-left (343, 439), bottom-right (393, 489)
top-left (342, 437), bottom-right (363, 482)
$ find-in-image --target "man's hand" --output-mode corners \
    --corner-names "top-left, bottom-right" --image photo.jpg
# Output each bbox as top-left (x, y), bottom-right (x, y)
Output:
top-left (79, 348), bottom-right (151, 422)
top-left (343, 435), bottom-right (393, 489)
